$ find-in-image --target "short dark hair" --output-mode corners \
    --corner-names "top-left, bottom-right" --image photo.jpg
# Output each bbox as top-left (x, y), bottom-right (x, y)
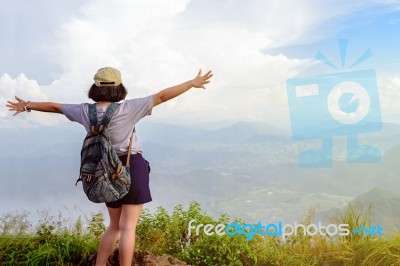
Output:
top-left (88, 84), bottom-right (128, 102)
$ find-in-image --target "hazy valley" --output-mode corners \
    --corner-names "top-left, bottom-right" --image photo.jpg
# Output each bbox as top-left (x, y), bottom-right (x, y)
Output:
top-left (1, 120), bottom-right (399, 231)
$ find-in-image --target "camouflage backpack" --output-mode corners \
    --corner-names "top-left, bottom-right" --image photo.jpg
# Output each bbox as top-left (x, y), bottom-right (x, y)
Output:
top-left (75, 103), bottom-right (132, 203)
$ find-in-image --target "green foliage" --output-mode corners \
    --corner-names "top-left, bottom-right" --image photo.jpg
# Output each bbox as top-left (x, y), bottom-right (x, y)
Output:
top-left (0, 211), bottom-right (99, 265)
top-left (137, 201), bottom-right (214, 255)
top-left (334, 203), bottom-right (373, 243)
top-left (0, 211), bottom-right (31, 235)
top-left (0, 202), bottom-right (400, 265)
top-left (87, 212), bottom-right (106, 240)
top-left (137, 202), bottom-right (317, 265)
top-left (136, 201), bottom-right (400, 266)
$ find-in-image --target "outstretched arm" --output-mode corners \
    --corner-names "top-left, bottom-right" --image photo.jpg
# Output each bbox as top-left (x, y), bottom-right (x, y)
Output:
top-left (6, 96), bottom-right (62, 116)
top-left (153, 69), bottom-right (213, 107)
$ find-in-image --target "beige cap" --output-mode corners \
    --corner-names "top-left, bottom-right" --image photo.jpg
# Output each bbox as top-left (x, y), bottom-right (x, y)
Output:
top-left (93, 67), bottom-right (122, 87)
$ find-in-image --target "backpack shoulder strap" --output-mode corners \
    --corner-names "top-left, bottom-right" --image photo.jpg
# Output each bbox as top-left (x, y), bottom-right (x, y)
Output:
top-left (88, 104), bottom-right (98, 133)
top-left (99, 103), bottom-right (119, 132)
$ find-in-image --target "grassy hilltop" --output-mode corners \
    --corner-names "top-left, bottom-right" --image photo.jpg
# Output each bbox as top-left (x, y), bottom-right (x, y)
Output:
top-left (1, 201), bottom-right (400, 266)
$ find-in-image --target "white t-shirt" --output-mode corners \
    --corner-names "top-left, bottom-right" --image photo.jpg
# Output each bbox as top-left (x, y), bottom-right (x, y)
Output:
top-left (61, 96), bottom-right (153, 155)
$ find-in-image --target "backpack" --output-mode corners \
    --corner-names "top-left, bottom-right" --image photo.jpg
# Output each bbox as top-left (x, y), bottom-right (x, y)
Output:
top-left (75, 103), bottom-right (132, 203)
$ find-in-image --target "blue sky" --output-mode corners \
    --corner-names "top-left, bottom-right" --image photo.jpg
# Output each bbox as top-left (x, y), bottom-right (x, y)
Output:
top-left (266, 3), bottom-right (400, 71)
top-left (0, 0), bottom-right (399, 127)
top-left (0, 0), bottom-right (399, 227)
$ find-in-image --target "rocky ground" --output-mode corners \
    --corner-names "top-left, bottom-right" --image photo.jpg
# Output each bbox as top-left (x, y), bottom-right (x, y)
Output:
top-left (86, 249), bottom-right (189, 266)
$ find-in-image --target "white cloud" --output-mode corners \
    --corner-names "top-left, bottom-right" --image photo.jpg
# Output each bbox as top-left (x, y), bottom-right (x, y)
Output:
top-left (377, 0), bottom-right (400, 9)
top-left (0, 0), bottom-right (85, 83)
top-left (45, 0), bottom-right (191, 102)
top-left (2, 0), bottom-right (399, 128)
top-left (43, 0), bottom-right (319, 125)
top-left (173, 0), bottom-right (383, 47)
top-left (0, 74), bottom-right (62, 127)
top-left (379, 76), bottom-right (400, 112)
top-left (1, 0), bottom-right (400, 222)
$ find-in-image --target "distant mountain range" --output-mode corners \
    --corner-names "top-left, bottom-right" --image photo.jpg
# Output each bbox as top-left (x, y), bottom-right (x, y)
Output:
top-left (315, 187), bottom-right (400, 234)
top-left (351, 188), bottom-right (400, 232)
top-left (0, 121), bottom-right (399, 227)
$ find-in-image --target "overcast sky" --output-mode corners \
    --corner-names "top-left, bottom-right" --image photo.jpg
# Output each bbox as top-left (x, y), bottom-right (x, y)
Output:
top-left (1, 0), bottom-right (399, 128)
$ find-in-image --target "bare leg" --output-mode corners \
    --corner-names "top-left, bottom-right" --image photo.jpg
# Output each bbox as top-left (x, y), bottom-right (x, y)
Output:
top-left (96, 207), bottom-right (122, 266)
top-left (119, 204), bottom-right (143, 266)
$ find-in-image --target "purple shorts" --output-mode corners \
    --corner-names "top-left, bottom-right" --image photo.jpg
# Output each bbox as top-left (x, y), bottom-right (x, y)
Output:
top-left (106, 153), bottom-right (152, 208)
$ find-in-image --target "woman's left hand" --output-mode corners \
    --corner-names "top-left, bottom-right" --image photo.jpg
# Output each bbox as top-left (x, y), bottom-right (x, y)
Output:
top-left (6, 96), bottom-right (27, 116)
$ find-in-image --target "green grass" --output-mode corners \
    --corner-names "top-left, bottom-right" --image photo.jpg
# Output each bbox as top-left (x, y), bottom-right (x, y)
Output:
top-left (0, 211), bottom-right (100, 265)
top-left (136, 202), bottom-right (400, 266)
top-left (0, 202), bottom-right (399, 265)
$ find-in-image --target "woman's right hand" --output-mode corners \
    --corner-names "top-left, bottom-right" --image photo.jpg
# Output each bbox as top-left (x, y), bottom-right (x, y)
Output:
top-left (191, 69), bottom-right (213, 89)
